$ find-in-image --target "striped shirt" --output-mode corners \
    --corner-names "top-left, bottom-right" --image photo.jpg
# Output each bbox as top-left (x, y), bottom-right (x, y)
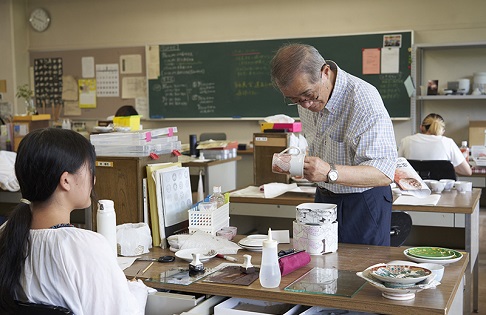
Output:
top-left (298, 61), bottom-right (397, 194)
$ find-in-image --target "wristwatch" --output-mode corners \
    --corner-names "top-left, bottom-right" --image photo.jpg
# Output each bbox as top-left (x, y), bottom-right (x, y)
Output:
top-left (327, 163), bottom-right (338, 183)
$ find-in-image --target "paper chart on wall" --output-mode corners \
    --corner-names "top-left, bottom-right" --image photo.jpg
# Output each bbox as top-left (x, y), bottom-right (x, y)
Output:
top-left (155, 166), bottom-right (192, 228)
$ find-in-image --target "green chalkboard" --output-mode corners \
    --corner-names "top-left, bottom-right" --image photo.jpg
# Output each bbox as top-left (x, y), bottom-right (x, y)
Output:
top-left (149, 31), bottom-right (412, 119)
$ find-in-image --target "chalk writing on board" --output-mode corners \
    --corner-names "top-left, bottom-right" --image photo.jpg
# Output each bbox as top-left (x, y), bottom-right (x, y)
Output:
top-left (378, 73), bottom-right (404, 101)
top-left (232, 50), bottom-right (274, 97)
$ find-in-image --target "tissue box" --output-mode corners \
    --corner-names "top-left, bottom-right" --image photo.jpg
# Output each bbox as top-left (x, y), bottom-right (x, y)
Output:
top-left (260, 122), bottom-right (302, 132)
top-left (214, 297), bottom-right (302, 315)
top-left (296, 203), bottom-right (337, 225)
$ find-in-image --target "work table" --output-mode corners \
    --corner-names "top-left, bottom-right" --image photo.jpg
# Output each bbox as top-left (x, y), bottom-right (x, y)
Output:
top-left (125, 239), bottom-right (468, 315)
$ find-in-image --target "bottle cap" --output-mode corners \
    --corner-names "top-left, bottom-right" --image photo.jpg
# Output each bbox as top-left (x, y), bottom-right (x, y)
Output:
top-left (98, 199), bottom-right (114, 211)
top-left (213, 186), bottom-right (221, 193)
top-left (263, 227), bottom-right (278, 248)
top-left (462, 141), bottom-right (468, 146)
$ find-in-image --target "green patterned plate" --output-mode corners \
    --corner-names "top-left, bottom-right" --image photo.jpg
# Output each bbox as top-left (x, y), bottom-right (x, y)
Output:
top-left (407, 247), bottom-right (455, 260)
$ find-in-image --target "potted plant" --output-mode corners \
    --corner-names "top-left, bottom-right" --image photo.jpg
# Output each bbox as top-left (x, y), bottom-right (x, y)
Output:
top-left (15, 84), bottom-right (36, 115)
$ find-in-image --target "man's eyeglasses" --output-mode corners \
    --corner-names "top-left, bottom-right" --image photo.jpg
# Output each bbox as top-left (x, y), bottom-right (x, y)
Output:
top-left (285, 64), bottom-right (326, 107)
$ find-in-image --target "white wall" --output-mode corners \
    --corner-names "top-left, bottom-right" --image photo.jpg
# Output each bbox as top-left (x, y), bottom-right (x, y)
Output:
top-left (3, 0), bottom-right (486, 145)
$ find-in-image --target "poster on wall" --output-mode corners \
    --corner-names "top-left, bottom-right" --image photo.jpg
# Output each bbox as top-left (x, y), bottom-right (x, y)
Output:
top-left (78, 79), bottom-right (97, 108)
top-left (33, 57), bottom-right (63, 108)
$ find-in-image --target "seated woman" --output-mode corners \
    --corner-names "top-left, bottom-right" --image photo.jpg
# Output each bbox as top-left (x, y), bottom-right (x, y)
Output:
top-left (0, 128), bottom-right (148, 314)
top-left (398, 113), bottom-right (472, 176)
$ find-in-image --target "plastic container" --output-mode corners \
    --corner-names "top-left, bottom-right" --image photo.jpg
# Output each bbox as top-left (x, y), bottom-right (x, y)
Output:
top-left (460, 140), bottom-right (470, 163)
top-left (97, 199), bottom-right (117, 257)
top-left (188, 203), bottom-right (230, 235)
top-left (259, 228), bottom-right (281, 288)
top-left (209, 186), bottom-right (225, 208)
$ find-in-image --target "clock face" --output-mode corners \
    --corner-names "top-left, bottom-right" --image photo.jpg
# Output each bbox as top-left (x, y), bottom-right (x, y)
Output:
top-left (29, 8), bottom-right (50, 32)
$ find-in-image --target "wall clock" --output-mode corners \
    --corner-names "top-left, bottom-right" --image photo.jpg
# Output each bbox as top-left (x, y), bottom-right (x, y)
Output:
top-left (29, 8), bottom-right (50, 32)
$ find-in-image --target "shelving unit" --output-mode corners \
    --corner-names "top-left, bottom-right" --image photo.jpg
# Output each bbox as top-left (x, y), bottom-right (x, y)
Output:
top-left (411, 42), bottom-right (486, 133)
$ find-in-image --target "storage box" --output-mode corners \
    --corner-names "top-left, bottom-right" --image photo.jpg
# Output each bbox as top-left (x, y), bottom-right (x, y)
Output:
top-left (113, 115), bottom-right (142, 131)
top-left (469, 121), bottom-right (486, 146)
top-left (188, 202), bottom-right (230, 235)
top-left (214, 297), bottom-right (303, 315)
top-left (260, 122), bottom-right (302, 132)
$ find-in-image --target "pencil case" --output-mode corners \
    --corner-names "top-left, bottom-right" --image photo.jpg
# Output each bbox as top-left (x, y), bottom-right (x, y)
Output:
top-left (278, 251), bottom-right (311, 276)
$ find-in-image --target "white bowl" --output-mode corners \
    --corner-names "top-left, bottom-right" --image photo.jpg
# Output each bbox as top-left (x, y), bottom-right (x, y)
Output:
top-left (454, 181), bottom-right (472, 193)
top-left (439, 179), bottom-right (455, 191)
top-left (418, 263), bottom-right (444, 282)
top-left (422, 179), bottom-right (437, 189)
top-left (430, 181), bottom-right (445, 194)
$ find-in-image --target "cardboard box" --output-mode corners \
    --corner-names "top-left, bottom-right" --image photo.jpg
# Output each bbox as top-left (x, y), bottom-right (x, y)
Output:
top-left (469, 121), bottom-right (486, 146)
top-left (214, 297), bottom-right (303, 315)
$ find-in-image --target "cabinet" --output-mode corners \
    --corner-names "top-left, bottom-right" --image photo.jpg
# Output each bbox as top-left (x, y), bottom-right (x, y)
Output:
top-left (253, 132), bottom-right (292, 186)
top-left (92, 154), bottom-right (177, 230)
top-left (12, 114), bottom-right (51, 151)
top-left (412, 42), bottom-right (486, 133)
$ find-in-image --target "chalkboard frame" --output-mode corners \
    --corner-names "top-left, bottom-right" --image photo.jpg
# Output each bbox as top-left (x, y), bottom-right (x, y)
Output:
top-left (148, 31), bottom-right (413, 120)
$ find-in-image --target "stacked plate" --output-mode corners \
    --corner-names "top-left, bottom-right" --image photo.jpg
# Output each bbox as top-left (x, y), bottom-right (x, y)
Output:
top-left (238, 234), bottom-right (267, 251)
top-left (404, 247), bottom-right (463, 264)
top-left (357, 264), bottom-right (433, 300)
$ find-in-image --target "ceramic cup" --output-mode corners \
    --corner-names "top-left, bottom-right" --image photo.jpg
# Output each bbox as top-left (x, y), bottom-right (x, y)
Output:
top-left (439, 179), bottom-right (455, 191)
top-left (454, 181), bottom-right (473, 193)
top-left (418, 263), bottom-right (444, 282)
top-left (430, 181), bottom-right (445, 194)
top-left (423, 179), bottom-right (437, 189)
top-left (272, 146), bottom-right (305, 177)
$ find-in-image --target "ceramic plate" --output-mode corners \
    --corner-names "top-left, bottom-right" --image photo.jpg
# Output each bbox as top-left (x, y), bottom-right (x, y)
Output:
top-left (407, 247), bottom-right (455, 260)
top-left (369, 264), bottom-right (431, 285)
top-left (238, 244), bottom-right (262, 252)
top-left (356, 268), bottom-right (429, 301)
top-left (174, 248), bottom-right (217, 262)
top-left (93, 126), bottom-right (113, 133)
top-left (238, 234), bottom-right (267, 247)
top-left (403, 248), bottom-right (463, 265)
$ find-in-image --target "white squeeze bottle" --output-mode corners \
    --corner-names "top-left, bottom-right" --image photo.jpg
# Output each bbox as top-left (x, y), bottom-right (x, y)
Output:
top-left (209, 185), bottom-right (225, 208)
top-left (259, 228), bottom-right (281, 288)
top-left (97, 199), bottom-right (117, 257)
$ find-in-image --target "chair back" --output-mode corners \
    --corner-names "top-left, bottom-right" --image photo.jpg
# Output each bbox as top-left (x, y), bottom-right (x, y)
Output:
top-left (15, 301), bottom-right (74, 315)
top-left (407, 159), bottom-right (457, 180)
top-left (390, 211), bottom-right (412, 247)
top-left (200, 132), bottom-right (227, 141)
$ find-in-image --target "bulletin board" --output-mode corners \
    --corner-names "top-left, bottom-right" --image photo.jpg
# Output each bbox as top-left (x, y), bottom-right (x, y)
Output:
top-left (148, 31), bottom-right (413, 119)
top-left (29, 46), bottom-right (146, 120)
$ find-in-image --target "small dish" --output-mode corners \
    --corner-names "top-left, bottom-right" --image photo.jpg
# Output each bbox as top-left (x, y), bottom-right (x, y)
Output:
top-left (238, 234), bottom-right (267, 247)
top-left (356, 267), bottom-right (430, 300)
top-left (93, 126), bottom-right (113, 133)
top-left (404, 248), bottom-right (463, 265)
top-left (174, 248), bottom-right (217, 262)
top-left (407, 247), bottom-right (455, 260)
top-left (369, 264), bottom-right (431, 285)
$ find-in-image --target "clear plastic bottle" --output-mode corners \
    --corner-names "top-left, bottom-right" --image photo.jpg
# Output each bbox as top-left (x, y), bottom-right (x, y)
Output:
top-left (209, 185), bottom-right (225, 208)
top-left (97, 199), bottom-right (118, 257)
top-left (460, 141), bottom-right (470, 164)
top-left (259, 228), bottom-right (281, 288)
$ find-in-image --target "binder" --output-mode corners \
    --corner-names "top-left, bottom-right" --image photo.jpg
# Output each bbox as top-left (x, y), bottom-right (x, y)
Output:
top-left (154, 166), bottom-right (192, 248)
top-left (146, 162), bottom-right (181, 247)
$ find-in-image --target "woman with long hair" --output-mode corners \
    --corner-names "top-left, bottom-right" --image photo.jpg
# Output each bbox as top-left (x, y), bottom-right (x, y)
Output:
top-left (0, 128), bottom-right (147, 314)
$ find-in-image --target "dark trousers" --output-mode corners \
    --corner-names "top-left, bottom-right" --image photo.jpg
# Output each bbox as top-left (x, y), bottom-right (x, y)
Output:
top-left (315, 186), bottom-right (392, 246)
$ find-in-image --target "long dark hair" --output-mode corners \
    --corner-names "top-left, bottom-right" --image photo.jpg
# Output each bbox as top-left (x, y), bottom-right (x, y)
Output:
top-left (0, 128), bottom-right (96, 312)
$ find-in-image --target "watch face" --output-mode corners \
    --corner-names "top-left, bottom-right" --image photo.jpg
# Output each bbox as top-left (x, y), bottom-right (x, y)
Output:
top-left (329, 170), bottom-right (338, 182)
top-left (29, 8), bottom-right (50, 32)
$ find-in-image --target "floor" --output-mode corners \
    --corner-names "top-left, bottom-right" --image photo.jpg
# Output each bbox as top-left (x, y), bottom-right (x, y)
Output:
top-left (478, 207), bottom-right (485, 314)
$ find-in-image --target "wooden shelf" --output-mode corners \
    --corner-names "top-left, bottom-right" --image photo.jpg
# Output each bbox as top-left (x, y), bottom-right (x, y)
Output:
top-left (418, 95), bottom-right (486, 101)
top-left (13, 114), bottom-right (51, 121)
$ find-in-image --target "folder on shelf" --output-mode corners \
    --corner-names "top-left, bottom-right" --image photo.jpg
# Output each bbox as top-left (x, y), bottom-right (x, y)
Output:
top-left (154, 166), bottom-right (192, 248)
top-left (146, 162), bottom-right (181, 247)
